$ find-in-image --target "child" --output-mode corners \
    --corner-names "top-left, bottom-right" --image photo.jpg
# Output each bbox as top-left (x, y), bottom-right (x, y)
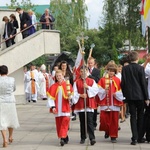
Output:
top-left (47, 69), bottom-right (73, 146)
top-left (97, 64), bottom-right (123, 143)
top-left (72, 66), bottom-right (99, 145)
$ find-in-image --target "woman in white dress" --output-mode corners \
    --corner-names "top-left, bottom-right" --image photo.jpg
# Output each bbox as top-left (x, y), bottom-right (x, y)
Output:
top-left (0, 65), bottom-right (20, 147)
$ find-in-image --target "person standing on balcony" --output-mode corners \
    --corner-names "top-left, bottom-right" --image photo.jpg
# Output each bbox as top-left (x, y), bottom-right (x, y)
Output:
top-left (2, 16), bottom-right (14, 48)
top-left (40, 8), bottom-right (55, 30)
top-left (16, 7), bottom-right (31, 39)
top-left (28, 10), bottom-right (37, 35)
top-left (9, 14), bottom-right (19, 45)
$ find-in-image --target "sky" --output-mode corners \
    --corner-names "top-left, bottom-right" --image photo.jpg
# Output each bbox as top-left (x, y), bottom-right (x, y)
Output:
top-left (0, 0), bottom-right (104, 29)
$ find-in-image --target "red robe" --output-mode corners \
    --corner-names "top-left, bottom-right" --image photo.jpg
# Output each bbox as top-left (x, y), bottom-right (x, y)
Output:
top-left (47, 81), bottom-right (73, 138)
top-left (74, 77), bottom-right (97, 110)
top-left (98, 76), bottom-right (123, 138)
top-left (97, 76), bottom-right (122, 107)
top-left (47, 81), bottom-right (73, 113)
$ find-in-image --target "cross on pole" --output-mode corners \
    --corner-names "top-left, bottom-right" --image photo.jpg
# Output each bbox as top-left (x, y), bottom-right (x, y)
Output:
top-left (76, 32), bottom-right (89, 140)
top-left (76, 32), bottom-right (89, 54)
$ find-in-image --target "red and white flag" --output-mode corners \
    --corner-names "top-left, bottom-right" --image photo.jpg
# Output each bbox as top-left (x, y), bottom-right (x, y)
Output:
top-left (73, 49), bottom-right (83, 81)
top-left (140, 0), bottom-right (145, 15)
top-left (143, 0), bottom-right (150, 27)
top-left (140, 0), bottom-right (147, 36)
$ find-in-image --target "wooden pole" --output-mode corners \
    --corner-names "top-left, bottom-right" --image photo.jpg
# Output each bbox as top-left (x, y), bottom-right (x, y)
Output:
top-left (146, 26), bottom-right (149, 53)
top-left (76, 33), bottom-right (88, 139)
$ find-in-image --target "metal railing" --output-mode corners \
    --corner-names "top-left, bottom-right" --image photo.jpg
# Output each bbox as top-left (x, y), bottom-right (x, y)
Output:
top-left (0, 22), bottom-right (54, 47)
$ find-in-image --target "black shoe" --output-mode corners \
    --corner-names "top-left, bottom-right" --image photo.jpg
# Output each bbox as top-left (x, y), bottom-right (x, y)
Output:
top-left (28, 100), bottom-right (30, 102)
top-left (137, 138), bottom-right (145, 143)
top-left (120, 119), bottom-right (125, 123)
top-left (131, 140), bottom-right (137, 145)
top-left (80, 139), bottom-right (85, 144)
top-left (71, 116), bottom-right (76, 121)
top-left (64, 136), bottom-right (69, 144)
top-left (90, 139), bottom-right (96, 145)
top-left (42, 98), bottom-right (47, 100)
top-left (60, 139), bottom-right (64, 146)
top-left (118, 127), bottom-right (121, 130)
top-left (104, 133), bottom-right (109, 139)
top-left (32, 100), bottom-right (36, 103)
top-left (111, 137), bottom-right (117, 143)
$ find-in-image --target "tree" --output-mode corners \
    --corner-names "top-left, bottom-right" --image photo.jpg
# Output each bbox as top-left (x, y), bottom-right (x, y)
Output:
top-left (50, 0), bottom-right (88, 51)
top-left (124, 0), bottom-right (145, 50)
top-left (7, 0), bottom-right (35, 11)
top-left (101, 0), bottom-right (123, 63)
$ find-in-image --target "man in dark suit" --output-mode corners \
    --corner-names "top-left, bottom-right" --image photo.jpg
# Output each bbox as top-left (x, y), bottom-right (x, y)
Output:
top-left (121, 51), bottom-right (148, 145)
top-left (2, 16), bottom-right (14, 48)
top-left (88, 57), bottom-right (100, 130)
top-left (16, 7), bottom-right (31, 39)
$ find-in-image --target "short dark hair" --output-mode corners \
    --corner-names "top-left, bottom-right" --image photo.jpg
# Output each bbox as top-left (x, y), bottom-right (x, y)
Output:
top-left (2, 16), bottom-right (9, 22)
top-left (16, 7), bottom-right (22, 11)
top-left (128, 51), bottom-right (139, 62)
top-left (10, 14), bottom-right (17, 20)
top-left (0, 65), bottom-right (8, 75)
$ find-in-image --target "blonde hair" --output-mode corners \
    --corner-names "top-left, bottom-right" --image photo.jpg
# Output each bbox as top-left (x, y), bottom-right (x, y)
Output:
top-left (105, 60), bottom-right (116, 70)
top-left (28, 10), bottom-right (34, 15)
top-left (55, 69), bottom-right (63, 75)
top-left (88, 57), bottom-right (95, 62)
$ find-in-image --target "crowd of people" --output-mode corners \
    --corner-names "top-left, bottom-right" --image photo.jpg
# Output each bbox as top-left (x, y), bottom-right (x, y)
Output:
top-left (1, 51), bottom-right (150, 148)
top-left (1, 8), bottom-right (55, 48)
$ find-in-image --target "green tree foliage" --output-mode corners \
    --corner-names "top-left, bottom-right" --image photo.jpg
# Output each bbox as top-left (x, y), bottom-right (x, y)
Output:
top-left (124, 0), bottom-right (145, 48)
top-left (7, 0), bottom-right (35, 11)
top-left (98, 0), bottom-right (147, 65)
top-left (50, 0), bottom-right (88, 51)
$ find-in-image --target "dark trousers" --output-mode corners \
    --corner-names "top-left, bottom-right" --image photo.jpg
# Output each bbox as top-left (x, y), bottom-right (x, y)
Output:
top-left (5, 39), bottom-right (12, 48)
top-left (22, 30), bottom-right (29, 39)
top-left (127, 100), bottom-right (144, 141)
top-left (93, 109), bottom-right (97, 128)
top-left (78, 112), bottom-right (95, 140)
top-left (11, 36), bottom-right (16, 45)
top-left (143, 105), bottom-right (150, 142)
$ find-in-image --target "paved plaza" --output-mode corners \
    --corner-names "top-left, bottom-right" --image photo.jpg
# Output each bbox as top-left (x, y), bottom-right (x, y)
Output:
top-left (0, 100), bottom-right (149, 150)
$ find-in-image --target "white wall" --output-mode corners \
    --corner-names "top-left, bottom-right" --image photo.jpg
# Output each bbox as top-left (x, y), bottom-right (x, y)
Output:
top-left (9, 68), bottom-right (26, 104)
top-left (0, 30), bottom-right (60, 74)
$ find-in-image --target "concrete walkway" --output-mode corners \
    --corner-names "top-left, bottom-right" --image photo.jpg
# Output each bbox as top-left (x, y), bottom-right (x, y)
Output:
top-left (0, 100), bottom-right (149, 150)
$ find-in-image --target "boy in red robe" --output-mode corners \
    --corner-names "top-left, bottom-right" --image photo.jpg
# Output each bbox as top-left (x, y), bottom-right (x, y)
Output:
top-left (97, 64), bottom-right (123, 143)
top-left (72, 66), bottom-right (99, 145)
top-left (47, 69), bottom-right (73, 146)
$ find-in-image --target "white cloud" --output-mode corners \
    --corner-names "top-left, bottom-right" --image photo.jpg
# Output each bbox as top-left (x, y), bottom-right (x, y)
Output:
top-left (85, 0), bottom-right (103, 29)
top-left (0, 0), bottom-right (104, 29)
